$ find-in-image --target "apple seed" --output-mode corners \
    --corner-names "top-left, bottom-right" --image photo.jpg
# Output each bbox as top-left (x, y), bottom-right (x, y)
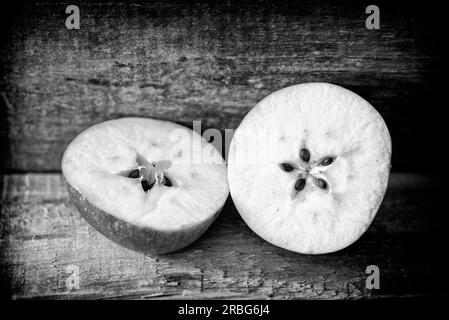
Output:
top-left (280, 163), bottom-right (295, 172)
top-left (163, 176), bottom-right (173, 187)
top-left (128, 169), bottom-right (141, 179)
top-left (321, 157), bottom-right (333, 166)
top-left (294, 178), bottom-right (306, 191)
top-left (314, 177), bottom-right (328, 190)
top-left (300, 148), bottom-right (310, 162)
top-left (141, 179), bottom-right (154, 192)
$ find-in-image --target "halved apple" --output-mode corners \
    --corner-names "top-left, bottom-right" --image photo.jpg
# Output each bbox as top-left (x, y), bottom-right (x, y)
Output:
top-left (228, 83), bottom-right (392, 254)
top-left (62, 117), bottom-right (229, 254)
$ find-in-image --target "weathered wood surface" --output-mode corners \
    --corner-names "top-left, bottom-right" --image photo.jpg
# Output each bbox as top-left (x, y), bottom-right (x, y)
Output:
top-left (0, 173), bottom-right (446, 299)
top-left (0, 1), bottom-right (442, 172)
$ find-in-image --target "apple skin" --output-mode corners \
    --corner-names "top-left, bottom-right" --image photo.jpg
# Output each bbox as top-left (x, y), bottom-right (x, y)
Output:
top-left (66, 181), bottom-right (221, 254)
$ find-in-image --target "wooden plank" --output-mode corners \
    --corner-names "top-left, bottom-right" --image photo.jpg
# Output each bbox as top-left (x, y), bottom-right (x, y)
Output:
top-left (0, 173), bottom-right (446, 299)
top-left (0, 1), bottom-right (443, 172)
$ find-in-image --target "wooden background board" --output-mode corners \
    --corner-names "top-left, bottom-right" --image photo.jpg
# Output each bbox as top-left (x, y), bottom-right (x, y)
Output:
top-left (0, 0), bottom-right (443, 172)
top-left (0, 173), bottom-right (446, 299)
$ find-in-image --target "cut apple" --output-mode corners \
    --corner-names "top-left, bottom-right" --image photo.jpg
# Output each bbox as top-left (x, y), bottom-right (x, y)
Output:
top-left (62, 117), bottom-right (229, 254)
top-left (228, 83), bottom-right (391, 254)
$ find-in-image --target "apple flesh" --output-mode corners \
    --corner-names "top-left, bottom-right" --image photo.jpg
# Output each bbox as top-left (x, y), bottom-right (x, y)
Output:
top-left (228, 83), bottom-right (392, 254)
top-left (62, 117), bottom-right (228, 254)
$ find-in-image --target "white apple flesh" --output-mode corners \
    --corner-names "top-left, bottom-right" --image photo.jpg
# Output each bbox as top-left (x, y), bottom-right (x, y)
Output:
top-left (228, 83), bottom-right (392, 254)
top-left (62, 118), bottom-right (229, 254)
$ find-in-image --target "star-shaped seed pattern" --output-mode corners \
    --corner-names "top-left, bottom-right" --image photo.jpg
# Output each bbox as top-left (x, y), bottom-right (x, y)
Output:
top-left (279, 147), bottom-right (335, 195)
top-left (125, 162), bottom-right (174, 192)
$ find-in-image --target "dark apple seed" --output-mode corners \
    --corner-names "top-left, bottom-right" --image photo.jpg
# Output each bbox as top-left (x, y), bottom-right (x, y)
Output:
top-left (163, 176), bottom-right (173, 187)
top-left (300, 148), bottom-right (310, 162)
top-left (280, 163), bottom-right (295, 172)
top-left (321, 157), bottom-right (333, 166)
top-left (141, 180), bottom-right (154, 192)
top-left (294, 178), bottom-right (306, 191)
top-left (128, 169), bottom-right (140, 179)
top-left (315, 178), bottom-right (328, 189)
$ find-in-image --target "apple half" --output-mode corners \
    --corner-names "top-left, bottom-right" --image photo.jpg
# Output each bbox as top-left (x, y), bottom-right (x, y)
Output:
top-left (228, 83), bottom-right (391, 254)
top-left (62, 117), bottom-right (229, 254)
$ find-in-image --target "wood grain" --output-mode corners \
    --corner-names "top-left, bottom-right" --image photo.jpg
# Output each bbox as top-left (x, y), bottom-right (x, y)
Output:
top-left (0, 1), bottom-right (442, 172)
top-left (0, 173), bottom-right (446, 299)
